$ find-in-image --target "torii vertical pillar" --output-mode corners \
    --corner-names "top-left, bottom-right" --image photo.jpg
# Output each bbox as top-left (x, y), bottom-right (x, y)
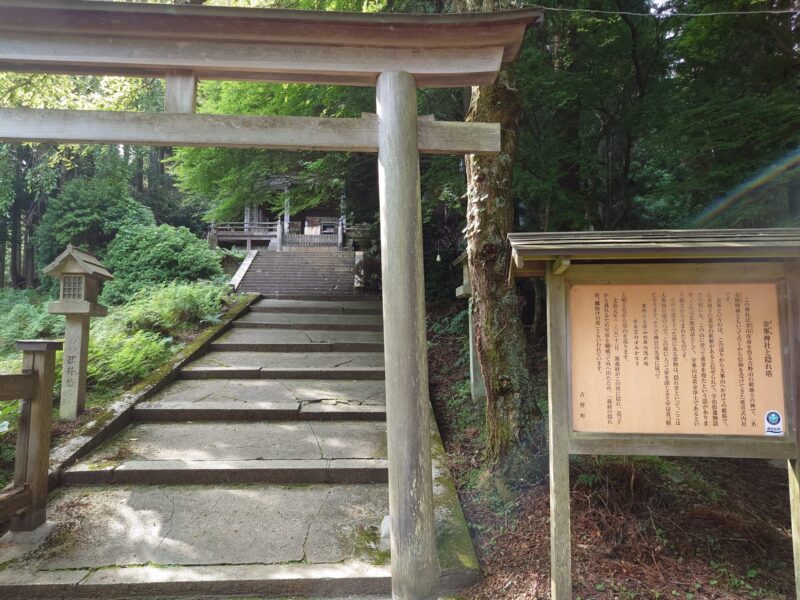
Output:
top-left (376, 71), bottom-right (439, 600)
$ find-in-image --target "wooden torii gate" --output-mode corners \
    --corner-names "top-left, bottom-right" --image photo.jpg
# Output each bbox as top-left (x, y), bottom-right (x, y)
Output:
top-left (0, 2), bottom-right (540, 598)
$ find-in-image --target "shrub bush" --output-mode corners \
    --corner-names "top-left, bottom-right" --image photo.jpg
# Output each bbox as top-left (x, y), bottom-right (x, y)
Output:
top-left (34, 161), bottom-right (155, 268)
top-left (102, 224), bottom-right (223, 304)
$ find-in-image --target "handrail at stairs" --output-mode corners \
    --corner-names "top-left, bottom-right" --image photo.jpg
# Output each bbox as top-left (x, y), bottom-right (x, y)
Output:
top-left (0, 340), bottom-right (62, 532)
top-left (230, 250), bottom-right (258, 291)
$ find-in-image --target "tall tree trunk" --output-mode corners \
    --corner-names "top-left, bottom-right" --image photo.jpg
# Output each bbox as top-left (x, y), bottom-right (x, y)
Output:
top-left (0, 217), bottom-right (6, 289)
top-left (464, 65), bottom-right (543, 477)
top-left (23, 224), bottom-right (35, 288)
top-left (9, 201), bottom-right (22, 288)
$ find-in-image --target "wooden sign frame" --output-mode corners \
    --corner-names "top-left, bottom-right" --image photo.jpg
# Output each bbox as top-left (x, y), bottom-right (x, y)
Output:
top-left (545, 258), bottom-right (800, 600)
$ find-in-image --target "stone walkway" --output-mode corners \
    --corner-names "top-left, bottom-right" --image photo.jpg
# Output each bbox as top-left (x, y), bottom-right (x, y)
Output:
top-left (0, 296), bottom-right (478, 598)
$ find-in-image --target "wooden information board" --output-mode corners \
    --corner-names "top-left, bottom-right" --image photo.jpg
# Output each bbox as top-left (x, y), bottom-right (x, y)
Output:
top-left (569, 282), bottom-right (786, 436)
top-left (507, 230), bottom-right (800, 600)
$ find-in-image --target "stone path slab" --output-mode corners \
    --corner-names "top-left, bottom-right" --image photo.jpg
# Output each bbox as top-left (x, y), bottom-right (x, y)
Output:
top-left (64, 458), bottom-right (388, 486)
top-left (139, 379), bottom-right (386, 406)
top-left (72, 421), bottom-right (388, 463)
top-left (0, 562), bottom-right (392, 599)
top-left (215, 328), bottom-right (384, 345)
top-left (185, 351), bottom-right (385, 370)
top-left (252, 299), bottom-right (382, 314)
top-left (235, 313), bottom-right (382, 331)
top-left (11, 484), bottom-right (389, 570)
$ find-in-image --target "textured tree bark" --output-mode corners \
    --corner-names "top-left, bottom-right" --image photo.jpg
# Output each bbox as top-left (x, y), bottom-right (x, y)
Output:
top-left (464, 64), bottom-right (543, 472)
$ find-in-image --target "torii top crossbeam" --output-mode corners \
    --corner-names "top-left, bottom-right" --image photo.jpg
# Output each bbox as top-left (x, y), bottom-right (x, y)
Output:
top-left (0, 0), bottom-right (541, 87)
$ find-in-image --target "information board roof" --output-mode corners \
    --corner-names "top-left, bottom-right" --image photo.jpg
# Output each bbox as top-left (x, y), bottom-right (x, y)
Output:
top-left (508, 229), bottom-right (800, 279)
top-left (0, 0), bottom-right (542, 87)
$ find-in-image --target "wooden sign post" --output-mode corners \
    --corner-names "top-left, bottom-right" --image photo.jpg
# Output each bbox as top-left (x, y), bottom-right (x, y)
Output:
top-left (507, 230), bottom-right (800, 599)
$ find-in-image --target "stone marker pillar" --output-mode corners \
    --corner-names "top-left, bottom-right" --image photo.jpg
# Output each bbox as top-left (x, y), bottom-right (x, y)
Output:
top-left (43, 245), bottom-right (113, 421)
top-left (376, 70), bottom-right (439, 600)
top-left (60, 315), bottom-right (91, 421)
top-left (453, 253), bottom-right (487, 404)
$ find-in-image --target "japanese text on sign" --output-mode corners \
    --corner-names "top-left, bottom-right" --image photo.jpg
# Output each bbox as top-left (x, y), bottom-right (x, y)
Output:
top-left (570, 283), bottom-right (785, 436)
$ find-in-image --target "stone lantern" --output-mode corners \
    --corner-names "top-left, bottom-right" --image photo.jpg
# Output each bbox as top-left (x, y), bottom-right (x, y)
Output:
top-left (44, 245), bottom-right (113, 421)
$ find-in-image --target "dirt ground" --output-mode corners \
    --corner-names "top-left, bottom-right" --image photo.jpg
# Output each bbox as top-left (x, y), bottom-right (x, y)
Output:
top-left (427, 303), bottom-right (795, 600)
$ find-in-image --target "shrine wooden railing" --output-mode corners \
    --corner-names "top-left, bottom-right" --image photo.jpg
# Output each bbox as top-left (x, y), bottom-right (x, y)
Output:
top-left (0, 340), bottom-right (62, 533)
top-left (214, 221), bottom-right (280, 236)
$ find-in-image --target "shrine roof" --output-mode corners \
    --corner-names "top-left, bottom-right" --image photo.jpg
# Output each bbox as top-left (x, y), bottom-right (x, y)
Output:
top-left (43, 245), bottom-right (113, 280)
top-left (508, 229), bottom-right (800, 279)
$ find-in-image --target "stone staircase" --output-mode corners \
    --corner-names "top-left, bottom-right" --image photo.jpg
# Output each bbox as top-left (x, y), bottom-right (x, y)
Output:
top-left (238, 251), bottom-right (358, 297)
top-left (0, 296), bottom-right (478, 599)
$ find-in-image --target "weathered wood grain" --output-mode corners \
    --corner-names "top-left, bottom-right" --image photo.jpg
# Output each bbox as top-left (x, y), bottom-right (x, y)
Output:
top-left (0, 485), bottom-right (30, 523)
top-left (0, 31), bottom-right (506, 87)
top-left (377, 71), bottom-right (439, 600)
top-left (11, 344), bottom-right (59, 531)
top-left (546, 267), bottom-right (572, 600)
top-left (0, 109), bottom-right (501, 155)
top-left (0, 3), bottom-right (541, 72)
top-left (0, 373), bottom-right (37, 402)
top-left (165, 72), bottom-right (197, 114)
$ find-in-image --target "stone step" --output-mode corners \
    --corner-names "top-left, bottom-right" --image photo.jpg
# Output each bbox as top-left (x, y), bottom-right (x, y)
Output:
top-left (0, 484), bottom-right (391, 598)
top-left (181, 367), bottom-right (386, 381)
top-left (251, 299), bottom-right (381, 315)
top-left (134, 379), bottom-right (386, 423)
top-left (234, 313), bottom-right (383, 332)
top-left (210, 328), bottom-right (383, 353)
top-left (65, 458), bottom-right (388, 486)
top-left (184, 351), bottom-right (383, 370)
top-left (64, 421), bottom-right (388, 485)
top-left (135, 400), bottom-right (386, 422)
top-left (0, 564), bottom-right (393, 600)
top-left (259, 294), bottom-right (380, 302)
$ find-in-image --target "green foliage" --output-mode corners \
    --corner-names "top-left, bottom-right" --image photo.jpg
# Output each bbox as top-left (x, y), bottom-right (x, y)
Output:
top-left (34, 148), bottom-right (155, 267)
top-left (113, 281), bottom-right (230, 335)
top-left (87, 281), bottom-right (232, 388)
top-left (171, 80), bottom-right (376, 221)
top-left (514, 0), bottom-right (799, 231)
top-left (87, 329), bottom-right (173, 388)
top-left (0, 288), bottom-right (63, 358)
top-left (101, 224), bottom-right (223, 304)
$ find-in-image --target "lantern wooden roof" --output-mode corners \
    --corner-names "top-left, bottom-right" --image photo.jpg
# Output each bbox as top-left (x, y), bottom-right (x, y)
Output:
top-left (508, 229), bottom-right (800, 280)
top-left (43, 245), bottom-right (113, 281)
top-left (0, 0), bottom-right (542, 87)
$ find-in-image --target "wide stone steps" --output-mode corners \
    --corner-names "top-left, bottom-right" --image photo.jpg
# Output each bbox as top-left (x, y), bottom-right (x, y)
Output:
top-left (251, 299), bottom-right (382, 315)
top-left (239, 251), bottom-right (357, 296)
top-left (0, 484), bottom-right (392, 598)
top-left (133, 378), bottom-right (386, 422)
top-left (0, 296), bottom-right (479, 599)
top-left (64, 421), bottom-right (388, 485)
top-left (210, 328), bottom-right (383, 352)
top-left (234, 313), bottom-right (383, 331)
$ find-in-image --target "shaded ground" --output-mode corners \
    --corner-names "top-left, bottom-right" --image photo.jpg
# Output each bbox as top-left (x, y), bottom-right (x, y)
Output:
top-left (427, 302), bottom-right (795, 600)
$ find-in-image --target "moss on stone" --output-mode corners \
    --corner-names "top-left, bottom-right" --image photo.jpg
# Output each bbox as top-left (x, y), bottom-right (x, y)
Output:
top-left (351, 525), bottom-right (390, 566)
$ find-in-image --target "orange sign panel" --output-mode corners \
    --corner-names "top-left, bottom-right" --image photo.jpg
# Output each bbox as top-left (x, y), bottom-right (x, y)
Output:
top-left (570, 283), bottom-right (785, 436)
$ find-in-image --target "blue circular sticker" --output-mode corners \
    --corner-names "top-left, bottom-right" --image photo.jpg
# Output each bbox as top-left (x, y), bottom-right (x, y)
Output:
top-left (766, 411), bottom-right (782, 426)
